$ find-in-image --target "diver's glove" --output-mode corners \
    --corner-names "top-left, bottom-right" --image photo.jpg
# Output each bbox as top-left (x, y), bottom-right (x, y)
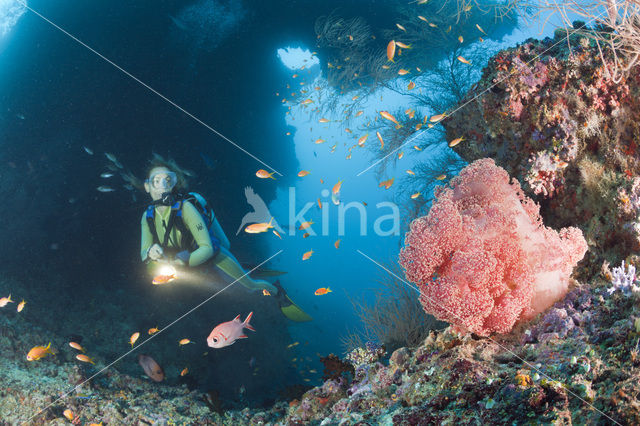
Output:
top-left (147, 244), bottom-right (164, 261)
top-left (175, 250), bottom-right (191, 265)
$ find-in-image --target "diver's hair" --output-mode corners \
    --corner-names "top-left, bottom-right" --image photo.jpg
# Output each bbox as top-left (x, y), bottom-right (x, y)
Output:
top-left (145, 153), bottom-right (193, 191)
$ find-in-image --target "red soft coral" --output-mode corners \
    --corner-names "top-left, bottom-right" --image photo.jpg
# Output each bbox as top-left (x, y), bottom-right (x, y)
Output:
top-left (399, 158), bottom-right (587, 336)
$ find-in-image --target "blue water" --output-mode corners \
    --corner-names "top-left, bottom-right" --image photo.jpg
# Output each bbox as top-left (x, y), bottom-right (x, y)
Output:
top-left (0, 0), bottom-right (573, 409)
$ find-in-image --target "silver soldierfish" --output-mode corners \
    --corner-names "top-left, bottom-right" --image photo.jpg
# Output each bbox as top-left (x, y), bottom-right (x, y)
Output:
top-left (207, 312), bottom-right (255, 348)
top-left (96, 186), bottom-right (115, 192)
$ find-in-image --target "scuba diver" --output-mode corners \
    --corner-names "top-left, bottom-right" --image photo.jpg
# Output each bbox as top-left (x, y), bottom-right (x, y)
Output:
top-left (140, 155), bottom-right (312, 322)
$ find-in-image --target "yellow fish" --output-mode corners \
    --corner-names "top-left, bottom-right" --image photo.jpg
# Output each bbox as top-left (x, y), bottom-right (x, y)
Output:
top-left (256, 169), bottom-right (276, 179)
top-left (406, 169), bottom-right (415, 175)
top-left (263, 289), bottom-right (271, 296)
top-left (245, 218), bottom-right (274, 233)
top-left (430, 113), bottom-right (447, 123)
top-left (148, 327), bottom-right (160, 335)
top-left (411, 192), bottom-right (421, 199)
top-left (395, 41), bottom-right (411, 49)
top-left (76, 354), bottom-right (95, 364)
top-left (69, 342), bottom-right (85, 352)
top-left (457, 56), bottom-right (471, 65)
top-left (396, 23), bottom-right (406, 32)
top-left (179, 338), bottom-right (194, 346)
top-left (436, 174), bottom-right (447, 180)
top-left (302, 250), bottom-right (314, 261)
top-left (449, 137), bottom-right (465, 147)
top-left (130, 332), bottom-right (140, 348)
top-left (319, 118), bottom-right (330, 123)
top-left (386, 40), bottom-right (396, 62)
top-left (476, 24), bottom-right (487, 35)
top-left (376, 132), bottom-right (384, 149)
top-left (379, 111), bottom-right (401, 127)
top-left (315, 138), bottom-right (326, 144)
top-left (0, 294), bottom-right (13, 307)
top-left (26, 342), bottom-right (54, 361)
top-left (16, 299), bottom-right (25, 312)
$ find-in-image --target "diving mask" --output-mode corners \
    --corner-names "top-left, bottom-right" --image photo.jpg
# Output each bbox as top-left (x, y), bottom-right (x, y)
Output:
top-left (147, 171), bottom-right (177, 191)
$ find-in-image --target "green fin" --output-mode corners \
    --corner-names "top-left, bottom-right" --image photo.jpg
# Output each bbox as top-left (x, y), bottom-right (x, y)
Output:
top-left (273, 280), bottom-right (312, 322)
top-left (280, 296), bottom-right (313, 322)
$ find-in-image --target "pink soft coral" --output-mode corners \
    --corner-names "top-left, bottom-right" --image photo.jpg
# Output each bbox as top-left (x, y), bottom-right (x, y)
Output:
top-left (399, 158), bottom-right (587, 336)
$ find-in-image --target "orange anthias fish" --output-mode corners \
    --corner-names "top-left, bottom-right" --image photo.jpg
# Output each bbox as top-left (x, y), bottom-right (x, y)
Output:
top-left (76, 354), bottom-right (95, 364)
top-left (69, 342), bottom-right (85, 352)
top-left (386, 40), bottom-right (396, 62)
top-left (334, 239), bottom-right (341, 249)
top-left (398, 69), bottom-right (410, 75)
top-left (148, 327), bottom-right (160, 335)
top-left (0, 294), bottom-right (13, 307)
top-left (449, 137), bottom-right (465, 147)
top-left (245, 218), bottom-right (274, 233)
top-left (302, 250), bottom-right (314, 260)
top-left (407, 81), bottom-right (415, 90)
top-left (16, 299), bottom-right (25, 312)
top-left (379, 178), bottom-right (395, 189)
top-left (457, 56), bottom-right (471, 65)
top-left (179, 338), bottom-right (194, 346)
top-left (430, 113), bottom-right (447, 123)
top-left (376, 132), bottom-right (384, 149)
top-left (262, 289), bottom-right (271, 296)
top-left (314, 287), bottom-right (332, 296)
top-left (299, 221), bottom-right (314, 230)
top-left (181, 367), bottom-right (189, 377)
top-left (332, 180), bottom-right (343, 195)
top-left (256, 169), bottom-right (276, 179)
top-left (411, 192), bottom-right (421, 199)
top-left (358, 134), bottom-right (368, 147)
top-left (63, 409), bottom-right (74, 421)
top-left (130, 332), bottom-right (140, 348)
top-left (26, 343), bottom-right (54, 361)
top-left (395, 41), bottom-right (411, 49)
top-left (273, 229), bottom-right (282, 239)
top-left (379, 111), bottom-right (402, 127)
top-left (298, 170), bottom-right (310, 177)
top-left (152, 273), bottom-right (176, 285)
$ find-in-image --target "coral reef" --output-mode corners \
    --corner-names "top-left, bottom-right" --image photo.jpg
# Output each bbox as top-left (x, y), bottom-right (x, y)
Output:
top-left (441, 29), bottom-right (640, 275)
